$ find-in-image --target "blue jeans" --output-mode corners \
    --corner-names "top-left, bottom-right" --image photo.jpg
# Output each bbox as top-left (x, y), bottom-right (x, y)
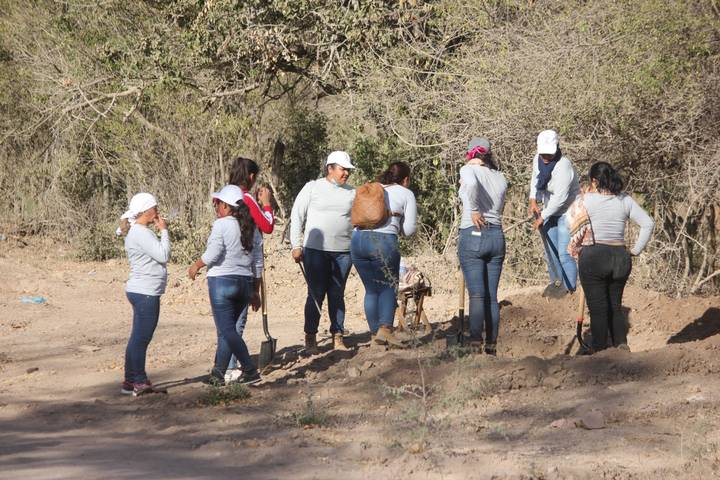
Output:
top-left (207, 275), bottom-right (256, 375)
top-left (302, 248), bottom-right (353, 335)
top-left (227, 305), bottom-right (248, 370)
top-left (350, 230), bottom-right (400, 333)
top-left (542, 214), bottom-right (577, 291)
top-left (125, 292), bottom-right (160, 384)
top-left (458, 226), bottom-right (505, 343)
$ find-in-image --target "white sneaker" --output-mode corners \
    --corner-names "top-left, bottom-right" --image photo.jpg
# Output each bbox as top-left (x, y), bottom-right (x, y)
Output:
top-left (224, 368), bottom-right (242, 383)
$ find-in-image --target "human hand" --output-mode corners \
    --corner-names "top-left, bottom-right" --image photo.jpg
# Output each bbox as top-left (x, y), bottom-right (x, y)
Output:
top-left (533, 215), bottom-right (544, 231)
top-left (250, 292), bottom-right (261, 311)
top-left (155, 215), bottom-right (167, 231)
top-left (528, 200), bottom-right (541, 219)
top-left (188, 263), bottom-right (200, 280)
top-left (471, 212), bottom-right (486, 229)
top-left (257, 187), bottom-right (272, 207)
top-left (292, 248), bottom-right (303, 264)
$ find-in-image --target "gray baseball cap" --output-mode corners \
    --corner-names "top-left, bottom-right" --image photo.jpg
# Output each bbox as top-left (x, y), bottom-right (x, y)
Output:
top-left (467, 137), bottom-right (491, 154)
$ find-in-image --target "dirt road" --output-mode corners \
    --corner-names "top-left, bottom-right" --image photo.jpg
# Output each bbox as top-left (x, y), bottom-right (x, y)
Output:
top-left (2, 235), bottom-right (720, 479)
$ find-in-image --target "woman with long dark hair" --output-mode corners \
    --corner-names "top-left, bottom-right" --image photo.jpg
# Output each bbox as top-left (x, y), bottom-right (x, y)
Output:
top-left (350, 161), bottom-right (417, 347)
top-left (568, 161), bottom-right (654, 352)
top-left (188, 185), bottom-right (263, 385)
top-left (458, 137), bottom-right (507, 355)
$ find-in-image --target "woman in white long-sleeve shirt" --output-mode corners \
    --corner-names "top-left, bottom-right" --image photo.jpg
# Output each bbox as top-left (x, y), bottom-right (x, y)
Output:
top-left (528, 130), bottom-right (581, 295)
top-left (350, 161), bottom-right (417, 347)
top-left (458, 137), bottom-right (507, 355)
top-left (568, 162), bottom-right (654, 353)
top-left (119, 193), bottom-right (171, 396)
top-left (188, 185), bottom-right (264, 385)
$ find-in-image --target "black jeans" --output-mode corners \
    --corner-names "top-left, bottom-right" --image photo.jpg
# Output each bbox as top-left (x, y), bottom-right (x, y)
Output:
top-left (578, 244), bottom-right (632, 351)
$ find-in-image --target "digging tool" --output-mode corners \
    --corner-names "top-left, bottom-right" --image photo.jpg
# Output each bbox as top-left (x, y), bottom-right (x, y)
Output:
top-left (447, 269), bottom-right (466, 348)
top-left (535, 215), bottom-right (572, 299)
top-left (576, 286), bottom-right (590, 351)
top-left (258, 270), bottom-right (277, 369)
top-left (503, 216), bottom-right (534, 234)
top-left (298, 263), bottom-right (323, 316)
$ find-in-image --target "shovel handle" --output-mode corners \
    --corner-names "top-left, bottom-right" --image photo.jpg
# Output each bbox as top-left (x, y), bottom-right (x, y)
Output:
top-left (576, 285), bottom-right (585, 323)
top-left (261, 270), bottom-right (268, 315)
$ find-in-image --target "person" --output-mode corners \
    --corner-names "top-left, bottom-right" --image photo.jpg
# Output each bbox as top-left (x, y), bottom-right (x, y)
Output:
top-left (290, 151), bottom-right (356, 353)
top-left (119, 193), bottom-right (171, 396)
top-left (458, 138), bottom-right (507, 355)
top-left (188, 185), bottom-right (263, 385)
top-left (224, 157), bottom-right (274, 382)
top-left (351, 161), bottom-right (417, 347)
top-left (567, 161), bottom-right (654, 353)
top-left (528, 129), bottom-right (580, 295)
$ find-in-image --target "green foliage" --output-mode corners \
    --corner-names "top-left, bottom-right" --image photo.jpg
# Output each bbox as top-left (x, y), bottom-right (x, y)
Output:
top-left (292, 393), bottom-right (327, 427)
top-left (200, 382), bottom-right (251, 406)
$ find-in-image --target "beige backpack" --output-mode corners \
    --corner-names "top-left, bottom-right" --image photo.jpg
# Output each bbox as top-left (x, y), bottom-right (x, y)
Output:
top-left (351, 182), bottom-right (389, 229)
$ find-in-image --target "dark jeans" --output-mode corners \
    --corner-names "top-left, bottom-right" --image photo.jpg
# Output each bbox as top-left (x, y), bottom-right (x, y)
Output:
top-left (542, 214), bottom-right (577, 291)
top-left (458, 226), bottom-right (505, 343)
top-left (302, 248), bottom-right (353, 335)
top-left (227, 305), bottom-right (249, 370)
top-left (578, 244), bottom-right (632, 351)
top-left (208, 275), bottom-right (256, 375)
top-left (125, 292), bottom-right (160, 384)
top-left (350, 230), bottom-right (400, 333)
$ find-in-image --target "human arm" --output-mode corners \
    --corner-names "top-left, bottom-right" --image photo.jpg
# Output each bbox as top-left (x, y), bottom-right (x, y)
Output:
top-left (244, 191), bottom-right (274, 234)
top-left (460, 166), bottom-right (486, 228)
top-left (290, 182), bottom-right (312, 260)
top-left (528, 156), bottom-right (541, 218)
top-left (541, 158), bottom-right (576, 220)
top-left (625, 196), bottom-right (655, 255)
top-left (400, 189), bottom-right (417, 237)
top-left (137, 222), bottom-right (171, 264)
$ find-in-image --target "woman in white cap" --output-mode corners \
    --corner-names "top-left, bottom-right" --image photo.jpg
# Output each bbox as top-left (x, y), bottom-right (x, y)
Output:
top-left (528, 129), bottom-right (580, 295)
top-left (458, 138), bottom-right (507, 355)
top-left (119, 193), bottom-right (171, 396)
top-left (188, 185), bottom-right (264, 385)
top-left (290, 151), bottom-right (356, 353)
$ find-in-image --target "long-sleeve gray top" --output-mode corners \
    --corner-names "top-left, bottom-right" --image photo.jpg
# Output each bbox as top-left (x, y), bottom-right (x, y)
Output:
top-left (369, 184), bottom-right (417, 236)
top-left (459, 164), bottom-right (507, 229)
top-left (290, 179), bottom-right (356, 252)
top-left (201, 216), bottom-right (264, 278)
top-left (528, 155), bottom-right (580, 219)
top-left (583, 192), bottom-right (655, 255)
top-left (125, 224), bottom-right (171, 296)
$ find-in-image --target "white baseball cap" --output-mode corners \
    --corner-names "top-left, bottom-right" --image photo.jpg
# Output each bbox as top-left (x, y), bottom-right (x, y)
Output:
top-left (537, 129), bottom-right (559, 155)
top-left (325, 151), bottom-right (355, 169)
top-left (211, 184), bottom-right (243, 206)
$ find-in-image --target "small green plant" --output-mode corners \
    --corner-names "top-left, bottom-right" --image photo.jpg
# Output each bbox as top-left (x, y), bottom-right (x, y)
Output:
top-left (200, 383), bottom-right (251, 406)
top-left (292, 393), bottom-right (327, 427)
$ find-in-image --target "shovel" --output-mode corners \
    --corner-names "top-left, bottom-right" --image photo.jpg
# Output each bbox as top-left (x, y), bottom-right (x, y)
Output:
top-left (447, 270), bottom-right (466, 348)
top-left (576, 286), bottom-right (590, 351)
top-left (258, 270), bottom-right (277, 369)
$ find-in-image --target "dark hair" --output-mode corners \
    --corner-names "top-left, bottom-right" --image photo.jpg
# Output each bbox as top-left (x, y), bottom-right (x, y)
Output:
top-left (229, 201), bottom-right (256, 252)
top-left (378, 161), bottom-right (411, 185)
top-left (588, 161), bottom-right (624, 195)
top-left (469, 151), bottom-right (499, 170)
top-left (228, 157), bottom-right (259, 190)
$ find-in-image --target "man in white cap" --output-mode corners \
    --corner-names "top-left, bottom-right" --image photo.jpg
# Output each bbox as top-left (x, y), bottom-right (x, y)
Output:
top-left (290, 151), bottom-right (357, 353)
top-left (528, 129), bottom-right (580, 296)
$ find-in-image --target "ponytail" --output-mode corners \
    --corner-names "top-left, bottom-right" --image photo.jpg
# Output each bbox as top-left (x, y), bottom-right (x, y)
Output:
top-left (588, 161), bottom-right (624, 195)
top-left (378, 161), bottom-right (411, 185)
top-left (229, 201), bottom-right (256, 252)
top-left (229, 157), bottom-right (260, 190)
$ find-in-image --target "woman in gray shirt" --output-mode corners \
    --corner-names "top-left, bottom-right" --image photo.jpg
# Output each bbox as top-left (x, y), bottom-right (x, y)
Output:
top-left (458, 137), bottom-right (507, 355)
top-left (569, 162), bottom-right (654, 353)
top-left (119, 193), bottom-right (171, 396)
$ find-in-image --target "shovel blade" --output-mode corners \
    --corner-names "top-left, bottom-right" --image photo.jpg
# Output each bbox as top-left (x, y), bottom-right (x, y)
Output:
top-left (542, 283), bottom-right (569, 299)
top-left (258, 338), bottom-right (277, 369)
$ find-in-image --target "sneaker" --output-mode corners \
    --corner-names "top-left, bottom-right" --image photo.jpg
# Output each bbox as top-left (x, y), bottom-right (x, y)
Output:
top-left (132, 380), bottom-right (154, 397)
top-left (616, 343), bottom-right (631, 352)
top-left (238, 370), bottom-right (261, 385)
top-left (484, 343), bottom-right (497, 356)
top-left (224, 368), bottom-right (243, 383)
top-left (120, 380), bottom-right (134, 395)
top-left (467, 338), bottom-right (484, 354)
